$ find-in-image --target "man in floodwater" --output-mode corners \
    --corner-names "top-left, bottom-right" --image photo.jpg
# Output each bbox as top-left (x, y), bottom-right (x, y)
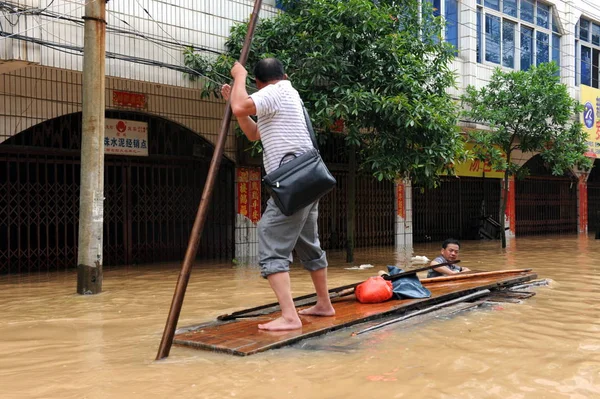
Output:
top-left (427, 238), bottom-right (471, 278)
top-left (221, 58), bottom-right (335, 331)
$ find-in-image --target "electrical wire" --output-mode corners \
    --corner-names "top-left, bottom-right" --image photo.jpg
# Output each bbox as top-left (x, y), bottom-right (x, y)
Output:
top-left (0, 0), bottom-right (589, 76)
top-left (0, 30), bottom-right (203, 74)
top-left (581, 0), bottom-right (600, 15)
top-left (0, 0), bottom-right (239, 91)
top-left (0, 0), bottom-right (96, 40)
top-left (106, 2), bottom-right (249, 90)
top-left (1, 0), bottom-right (599, 84)
top-left (105, 11), bottom-right (227, 87)
top-left (106, 12), bottom-right (222, 54)
top-left (1, 4), bottom-right (20, 27)
top-left (0, 1), bottom-right (227, 55)
top-left (117, 0), bottom-right (600, 81)
top-left (39, 0), bottom-right (55, 15)
top-left (127, 0), bottom-right (593, 89)
top-left (130, 0), bottom-right (247, 85)
top-left (0, 0), bottom-right (65, 17)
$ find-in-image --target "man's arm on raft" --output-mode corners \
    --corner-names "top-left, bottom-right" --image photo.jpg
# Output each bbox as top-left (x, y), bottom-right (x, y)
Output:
top-left (430, 260), bottom-right (470, 275)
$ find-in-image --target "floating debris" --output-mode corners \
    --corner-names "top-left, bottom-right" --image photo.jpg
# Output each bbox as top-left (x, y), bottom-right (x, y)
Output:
top-left (411, 255), bottom-right (430, 264)
top-left (344, 264), bottom-right (375, 270)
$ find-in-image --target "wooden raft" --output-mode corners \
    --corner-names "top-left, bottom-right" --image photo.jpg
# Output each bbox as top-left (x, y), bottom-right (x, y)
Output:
top-left (174, 270), bottom-right (537, 356)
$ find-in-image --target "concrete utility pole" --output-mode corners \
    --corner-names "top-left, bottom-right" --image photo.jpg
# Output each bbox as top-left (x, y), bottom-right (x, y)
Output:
top-left (77, 0), bottom-right (107, 295)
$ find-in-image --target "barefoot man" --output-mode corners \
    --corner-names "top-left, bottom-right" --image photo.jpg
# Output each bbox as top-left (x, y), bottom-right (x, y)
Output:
top-left (222, 58), bottom-right (335, 331)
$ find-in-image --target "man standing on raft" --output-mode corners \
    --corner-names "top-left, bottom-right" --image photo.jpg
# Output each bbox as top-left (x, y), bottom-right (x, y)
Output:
top-left (222, 58), bottom-right (335, 331)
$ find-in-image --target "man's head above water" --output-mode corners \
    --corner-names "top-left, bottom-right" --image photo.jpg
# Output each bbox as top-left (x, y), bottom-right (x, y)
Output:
top-left (441, 238), bottom-right (460, 262)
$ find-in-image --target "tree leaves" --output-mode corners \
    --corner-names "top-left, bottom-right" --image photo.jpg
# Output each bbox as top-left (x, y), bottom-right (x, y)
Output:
top-left (461, 62), bottom-right (591, 178)
top-left (183, 0), bottom-right (463, 187)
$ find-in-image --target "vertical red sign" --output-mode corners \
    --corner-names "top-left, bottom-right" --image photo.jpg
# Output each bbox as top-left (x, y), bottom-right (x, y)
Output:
top-left (237, 168), bottom-right (250, 219)
top-left (579, 179), bottom-right (588, 233)
top-left (397, 182), bottom-right (405, 219)
top-left (249, 168), bottom-right (262, 224)
top-left (504, 178), bottom-right (516, 235)
top-left (237, 167), bottom-right (261, 224)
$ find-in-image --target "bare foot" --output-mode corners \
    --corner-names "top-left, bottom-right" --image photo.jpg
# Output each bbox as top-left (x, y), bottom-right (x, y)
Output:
top-left (258, 316), bottom-right (302, 331)
top-left (298, 304), bottom-right (336, 317)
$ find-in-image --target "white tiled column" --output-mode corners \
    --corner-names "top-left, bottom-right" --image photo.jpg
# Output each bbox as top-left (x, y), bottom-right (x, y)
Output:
top-left (234, 168), bottom-right (260, 264)
top-left (460, 0), bottom-right (479, 90)
top-left (395, 179), bottom-right (413, 249)
top-left (235, 214), bottom-right (258, 263)
top-left (562, 0), bottom-right (579, 97)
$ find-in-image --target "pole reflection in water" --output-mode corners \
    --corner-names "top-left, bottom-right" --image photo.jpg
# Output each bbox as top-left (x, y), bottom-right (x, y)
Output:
top-left (1, 236), bottom-right (600, 398)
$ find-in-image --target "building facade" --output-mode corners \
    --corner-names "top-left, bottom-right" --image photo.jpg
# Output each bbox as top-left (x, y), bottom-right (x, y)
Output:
top-left (396, 0), bottom-right (600, 248)
top-left (0, 0), bottom-right (599, 273)
top-left (0, 1), bottom-right (282, 273)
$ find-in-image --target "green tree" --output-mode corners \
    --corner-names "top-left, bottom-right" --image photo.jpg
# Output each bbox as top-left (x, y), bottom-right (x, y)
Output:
top-left (185, 0), bottom-right (464, 260)
top-left (461, 62), bottom-right (591, 248)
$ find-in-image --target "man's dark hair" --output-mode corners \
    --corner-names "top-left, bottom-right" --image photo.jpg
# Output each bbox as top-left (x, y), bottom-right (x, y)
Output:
top-left (442, 238), bottom-right (460, 249)
top-left (253, 58), bottom-right (285, 83)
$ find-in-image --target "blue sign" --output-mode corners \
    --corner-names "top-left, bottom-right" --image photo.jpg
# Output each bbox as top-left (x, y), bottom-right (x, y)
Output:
top-left (584, 102), bottom-right (595, 129)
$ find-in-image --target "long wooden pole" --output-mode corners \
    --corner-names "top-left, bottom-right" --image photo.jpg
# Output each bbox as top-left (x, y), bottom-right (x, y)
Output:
top-left (419, 268), bottom-right (532, 284)
top-left (156, 0), bottom-right (263, 360)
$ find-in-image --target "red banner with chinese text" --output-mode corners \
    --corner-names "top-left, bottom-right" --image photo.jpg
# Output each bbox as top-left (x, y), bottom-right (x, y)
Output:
top-left (237, 167), bottom-right (261, 224)
top-left (396, 182), bottom-right (405, 219)
top-left (113, 90), bottom-right (147, 109)
top-left (579, 180), bottom-right (588, 233)
top-left (504, 178), bottom-right (516, 235)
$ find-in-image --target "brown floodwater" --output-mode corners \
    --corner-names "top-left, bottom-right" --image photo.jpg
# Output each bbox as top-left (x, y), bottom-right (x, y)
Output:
top-left (1, 236), bottom-right (599, 399)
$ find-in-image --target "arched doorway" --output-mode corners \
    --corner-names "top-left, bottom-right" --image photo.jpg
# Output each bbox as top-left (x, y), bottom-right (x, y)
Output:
top-left (0, 111), bottom-right (234, 274)
top-left (515, 155), bottom-right (577, 236)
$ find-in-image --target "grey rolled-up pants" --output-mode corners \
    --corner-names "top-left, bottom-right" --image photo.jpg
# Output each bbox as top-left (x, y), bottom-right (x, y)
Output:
top-left (257, 198), bottom-right (328, 278)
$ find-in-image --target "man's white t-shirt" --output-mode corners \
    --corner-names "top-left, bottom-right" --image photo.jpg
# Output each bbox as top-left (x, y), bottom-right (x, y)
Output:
top-left (250, 80), bottom-right (313, 174)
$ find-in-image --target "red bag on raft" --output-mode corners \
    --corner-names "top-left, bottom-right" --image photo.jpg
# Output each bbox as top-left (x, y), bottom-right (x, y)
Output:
top-left (355, 276), bottom-right (393, 304)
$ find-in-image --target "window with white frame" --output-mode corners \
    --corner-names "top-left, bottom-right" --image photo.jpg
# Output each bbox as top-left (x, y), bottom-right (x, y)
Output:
top-left (476, 0), bottom-right (560, 71)
top-left (576, 17), bottom-right (600, 88)
top-left (426, 0), bottom-right (460, 50)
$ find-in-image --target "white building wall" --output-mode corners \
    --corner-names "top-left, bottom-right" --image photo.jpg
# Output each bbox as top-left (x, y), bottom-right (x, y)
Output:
top-left (0, 1), bottom-right (280, 157)
top-left (0, 65), bottom-right (237, 158)
top-left (457, 0), bottom-right (600, 99)
top-left (1, 0), bottom-right (279, 87)
top-left (2, 0), bottom-right (600, 155)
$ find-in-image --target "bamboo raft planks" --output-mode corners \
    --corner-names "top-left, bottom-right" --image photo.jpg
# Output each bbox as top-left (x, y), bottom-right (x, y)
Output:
top-left (173, 270), bottom-right (537, 356)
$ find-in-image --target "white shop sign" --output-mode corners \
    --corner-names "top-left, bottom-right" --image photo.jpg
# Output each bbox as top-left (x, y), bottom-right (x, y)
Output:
top-left (104, 119), bottom-right (148, 156)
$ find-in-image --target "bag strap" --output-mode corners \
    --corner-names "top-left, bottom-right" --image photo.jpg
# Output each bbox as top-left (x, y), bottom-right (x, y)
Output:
top-left (302, 106), bottom-right (319, 152)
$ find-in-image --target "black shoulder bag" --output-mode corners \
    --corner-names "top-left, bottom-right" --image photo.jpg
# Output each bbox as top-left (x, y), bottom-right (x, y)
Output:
top-left (262, 107), bottom-right (337, 216)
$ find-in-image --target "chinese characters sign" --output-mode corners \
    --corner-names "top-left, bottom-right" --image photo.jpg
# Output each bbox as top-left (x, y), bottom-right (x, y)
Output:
top-left (104, 119), bottom-right (148, 156)
top-left (453, 143), bottom-right (505, 178)
top-left (579, 178), bottom-right (588, 233)
top-left (113, 90), bottom-right (147, 109)
top-left (581, 85), bottom-right (600, 158)
top-left (454, 158), bottom-right (504, 178)
top-left (237, 167), bottom-right (261, 224)
top-left (504, 177), bottom-right (516, 236)
top-left (396, 181), bottom-right (405, 219)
